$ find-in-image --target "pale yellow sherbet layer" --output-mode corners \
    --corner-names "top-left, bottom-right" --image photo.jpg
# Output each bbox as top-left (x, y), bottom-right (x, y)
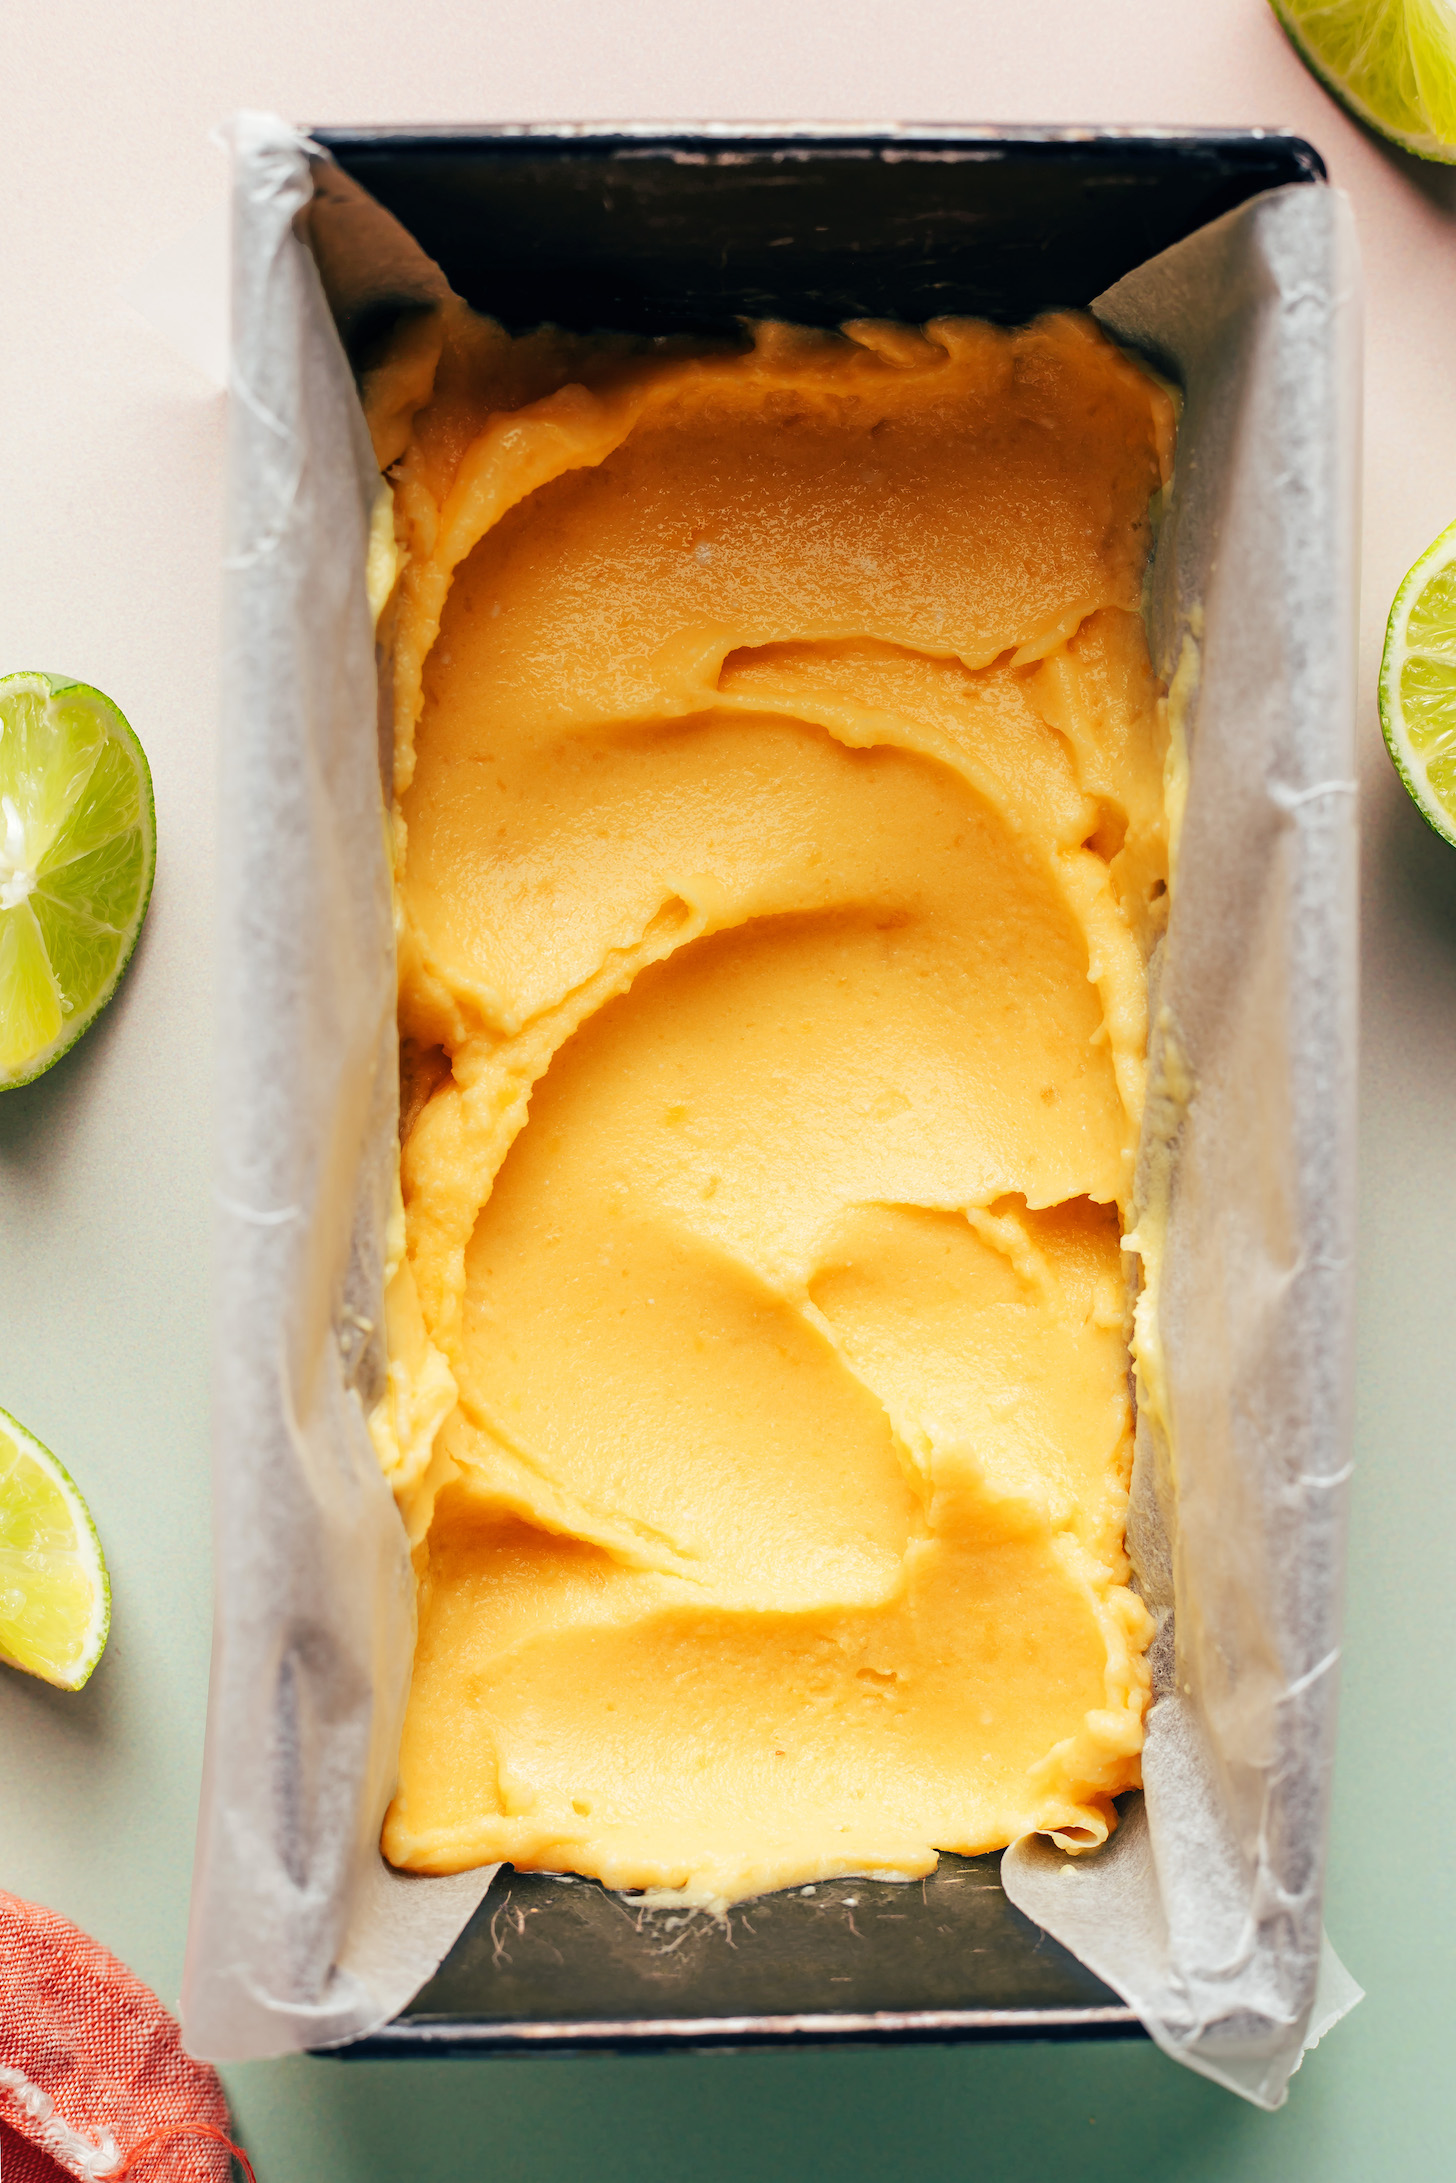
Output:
top-left (367, 306), bottom-right (1172, 1906)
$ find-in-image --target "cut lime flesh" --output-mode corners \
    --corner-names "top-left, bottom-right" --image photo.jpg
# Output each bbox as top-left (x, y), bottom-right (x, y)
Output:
top-left (0, 672), bottom-right (156, 1092)
top-left (1381, 517), bottom-right (1456, 844)
top-left (1272, 0), bottom-right (1456, 163)
top-left (0, 1407), bottom-right (110, 1690)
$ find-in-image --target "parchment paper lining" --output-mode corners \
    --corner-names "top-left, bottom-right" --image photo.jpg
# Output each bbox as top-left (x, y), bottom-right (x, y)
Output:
top-left (182, 115), bottom-right (1360, 2105)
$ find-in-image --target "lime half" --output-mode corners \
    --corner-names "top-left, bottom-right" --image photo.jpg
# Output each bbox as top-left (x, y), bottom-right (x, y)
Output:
top-left (0, 1408), bottom-right (110, 1690)
top-left (1381, 518), bottom-right (1456, 845)
top-left (0, 672), bottom-right (156, 1092)
top-left (1271, 0), bottom-right (1456, 162)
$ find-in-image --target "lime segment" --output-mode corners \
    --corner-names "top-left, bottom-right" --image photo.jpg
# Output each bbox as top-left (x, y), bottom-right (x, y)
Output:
top-left (1381, 517), bottom-right (1456, 843)
top-left (0, 1407), bottom-right (110, 1690)
top-left (0, 673), bottom-right (156, 1091)
top-left (1271, 0), bottom-right (1456, 162)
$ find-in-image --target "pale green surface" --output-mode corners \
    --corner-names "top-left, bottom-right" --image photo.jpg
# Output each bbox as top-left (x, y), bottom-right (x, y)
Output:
top-left (218, 2030), bottom-right (1444, 2183)
top-left (4, 1), bottom-right (1456, 2177)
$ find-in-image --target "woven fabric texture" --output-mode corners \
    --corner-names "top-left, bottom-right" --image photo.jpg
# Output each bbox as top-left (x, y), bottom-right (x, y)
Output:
top-left (0, 1892), bottom-right (236, 2180)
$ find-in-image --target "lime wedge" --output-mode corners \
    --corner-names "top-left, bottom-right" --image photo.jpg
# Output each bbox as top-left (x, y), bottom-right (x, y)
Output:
top-left (0, 1407), bottom-right (110, 1690)
top-left (0, 672), bottom-right (156, 1093)
top-left (1271, 0), bottom-right (1456, 162)
top-left (1381, 517), bottom-right (1456, 845)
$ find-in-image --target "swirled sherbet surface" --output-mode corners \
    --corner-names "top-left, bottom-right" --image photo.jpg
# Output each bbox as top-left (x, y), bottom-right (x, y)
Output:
top-left (368, 305), bottom-right (1173, 1905)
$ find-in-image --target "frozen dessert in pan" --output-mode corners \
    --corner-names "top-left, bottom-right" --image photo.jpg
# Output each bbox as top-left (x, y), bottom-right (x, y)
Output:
top-left (364, 299), bottom-right (1173, 1908)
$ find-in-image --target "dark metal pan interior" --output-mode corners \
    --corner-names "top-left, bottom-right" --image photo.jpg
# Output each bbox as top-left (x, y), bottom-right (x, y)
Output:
top-left (314, 123), bottom-right (1323, 342)
top-left (345, 1854), bottom-right (1139, 2055)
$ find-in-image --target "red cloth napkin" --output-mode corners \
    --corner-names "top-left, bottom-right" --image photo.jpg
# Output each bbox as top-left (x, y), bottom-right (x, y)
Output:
top-left (0, 1892), bottom-right (251, 2181)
